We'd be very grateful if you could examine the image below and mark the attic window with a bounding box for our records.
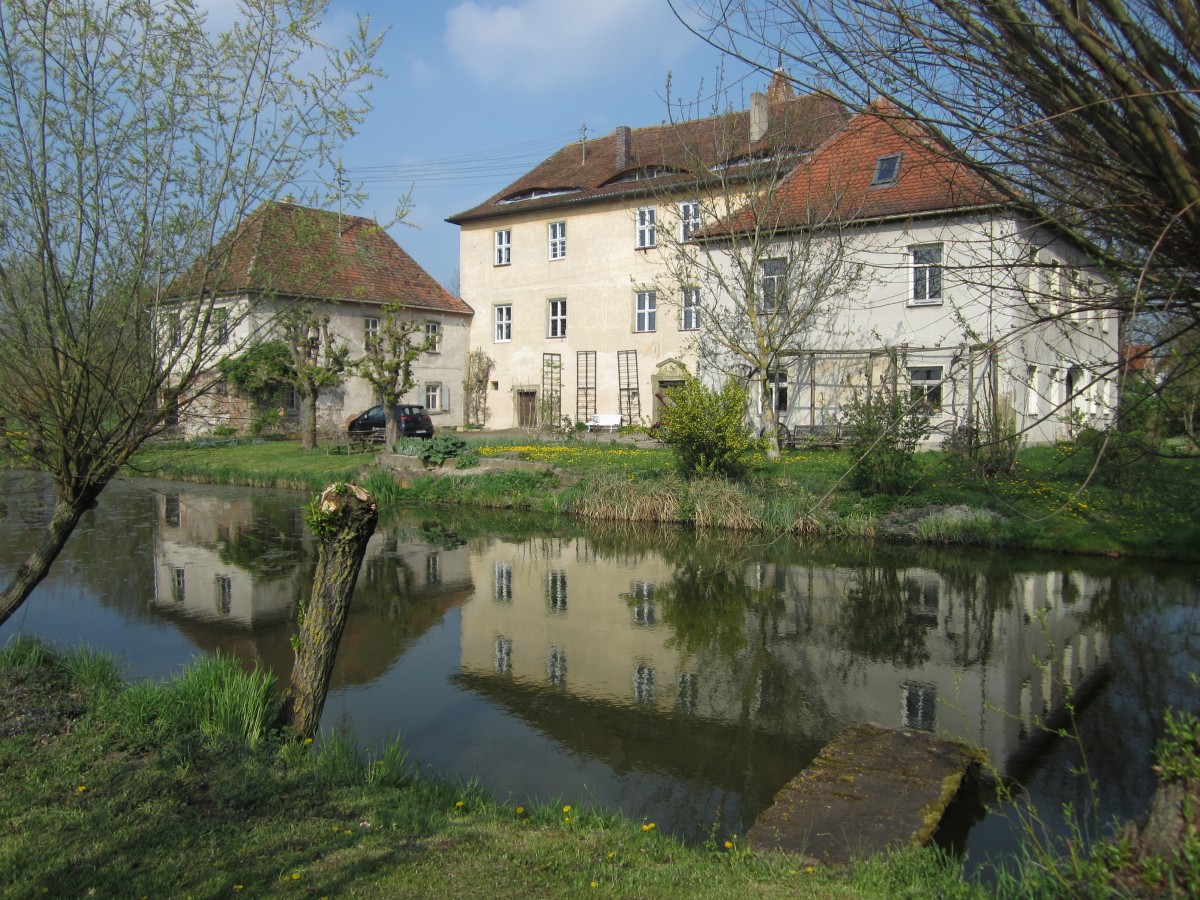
[872,154,902,186]
[497,187,580,204]
[606,166,681,185]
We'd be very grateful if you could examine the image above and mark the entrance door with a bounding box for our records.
[653,380,684,423]
[517,390,538,427]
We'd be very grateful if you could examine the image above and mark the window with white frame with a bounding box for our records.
[216,574,232,614]
[425,383,448,412]
[681,287,700,331]
[214,308,231,345]
[171,567,185,602]
[761,258,786,312]
[548,221,566,259]
[494,562,513,602]
[548,298,567,338]
[633,662,656,705]
[635,290,657,332]
[547,646,567,686]
[425,320,442,352]
[679,200,701,240]
[676,672,699,714]
[494,305,512,342]
[547,570,567,611]
[636,206,656,248]
[494,637,512,675]
[364,316,379,343]
[903,681,938,732]
[494,229,511,266]
[768,369,788,413]
[426,552,441,585]
[911,244,943,304]
[908,366,943,410]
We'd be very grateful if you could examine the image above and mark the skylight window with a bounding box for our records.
[872,153,902,186]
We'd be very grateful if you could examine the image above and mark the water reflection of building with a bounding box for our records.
[149,492,475,690]
[460,538,1109,775]
[152,491,300,626]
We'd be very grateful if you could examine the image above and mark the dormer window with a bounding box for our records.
[872,153,902,186]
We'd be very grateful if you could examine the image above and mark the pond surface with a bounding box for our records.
[1,472,1197,875]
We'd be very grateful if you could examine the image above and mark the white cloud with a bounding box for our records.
[446,0,687,91]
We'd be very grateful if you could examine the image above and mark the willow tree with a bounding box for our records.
[0,0,380,628]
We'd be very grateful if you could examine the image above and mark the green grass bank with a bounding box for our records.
[126,435,1200,562]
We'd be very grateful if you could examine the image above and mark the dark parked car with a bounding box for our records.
[346,404,434,441]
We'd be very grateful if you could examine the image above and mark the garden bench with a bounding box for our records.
[586,413,622,433]
[780,423,843,450]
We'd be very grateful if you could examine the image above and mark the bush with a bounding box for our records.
[658,378,752,479]
[840,387,932,494]
[419,434,468,467]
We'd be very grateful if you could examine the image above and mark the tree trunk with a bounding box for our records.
[383,404,399,448]
[299,391,318,450]
[0,489,99,629]
[281,483,378,738]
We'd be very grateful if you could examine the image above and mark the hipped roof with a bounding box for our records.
[171,201,471,316]
[447,83,851,224]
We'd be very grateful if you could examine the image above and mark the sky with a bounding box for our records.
[201,0,768,293]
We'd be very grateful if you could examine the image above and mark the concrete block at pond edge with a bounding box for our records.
[747,723,985,865]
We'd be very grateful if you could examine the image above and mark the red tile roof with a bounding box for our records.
[172,201,471,316]
[709,101,1008,237]
[447,88,851,224]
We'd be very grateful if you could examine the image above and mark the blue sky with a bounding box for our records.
[203,0,767,293]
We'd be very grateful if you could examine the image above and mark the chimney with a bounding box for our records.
[750,92,768,143]
[615,125,632,169]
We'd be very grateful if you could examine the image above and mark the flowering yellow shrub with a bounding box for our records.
[658,378,751,479]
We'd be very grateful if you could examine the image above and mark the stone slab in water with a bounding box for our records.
[747,722,983,865]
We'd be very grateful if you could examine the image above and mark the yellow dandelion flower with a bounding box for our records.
[562,804,572,813]
[805,866,814,874]
[516,806,525,815]
[303,737,313,745]
[591,881,599,889]
[233,886,244,893]
[455,800,464,808]
[291,872,301,880]
[75,785,87,793]
[724,840,733,849]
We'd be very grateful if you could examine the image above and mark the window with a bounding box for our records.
[679,201,700,240]
[213,308,231,345]
[494,305,512,342]
[426,552,441,584]
[681,287,700,331]
[216,574,232,615]
[425,320,442,353]
[425,383,448,411]
[635,290,657,332]
[632,581,656,626]
[903,681,938,732]
[872,153,903,186]
[761,258,786,312]
[547,646,567,686]
[548,298,567,338]
[676,673,699,715]
[908,366,943,409]
[768,369,788,413]
[911,244,943,304]
[547,570,568,611]
[494,562,513,601]
[494,229,511,266]
[633,662,656,705]
[364,316,379,343]
[494,637,512,675]
[636,206,656,248]
[164,494,181,528]
[548,221,566,259]
[171,568,185,603]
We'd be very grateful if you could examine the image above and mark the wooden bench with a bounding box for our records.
[780,423,843,450]
[586,413,622,433]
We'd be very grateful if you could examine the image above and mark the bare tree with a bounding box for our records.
[672,0,1200,438]
[280,306,353,451]
[354,302,431,446]
[653,78,864,455]
[0,0,380,627]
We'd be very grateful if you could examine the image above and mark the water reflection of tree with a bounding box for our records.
[217,513,309,581]
[838,565,932,668]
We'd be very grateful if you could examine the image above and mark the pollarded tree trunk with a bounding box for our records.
[298,391,318,450]
[282,482,378,738]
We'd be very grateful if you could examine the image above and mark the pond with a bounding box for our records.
[1,471,1197,875]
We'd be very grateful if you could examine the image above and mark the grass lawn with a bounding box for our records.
[125,433,1200,561]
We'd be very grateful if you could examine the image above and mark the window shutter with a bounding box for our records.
[442,384,451,411]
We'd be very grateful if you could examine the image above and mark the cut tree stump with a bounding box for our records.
[282,482,377,738]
